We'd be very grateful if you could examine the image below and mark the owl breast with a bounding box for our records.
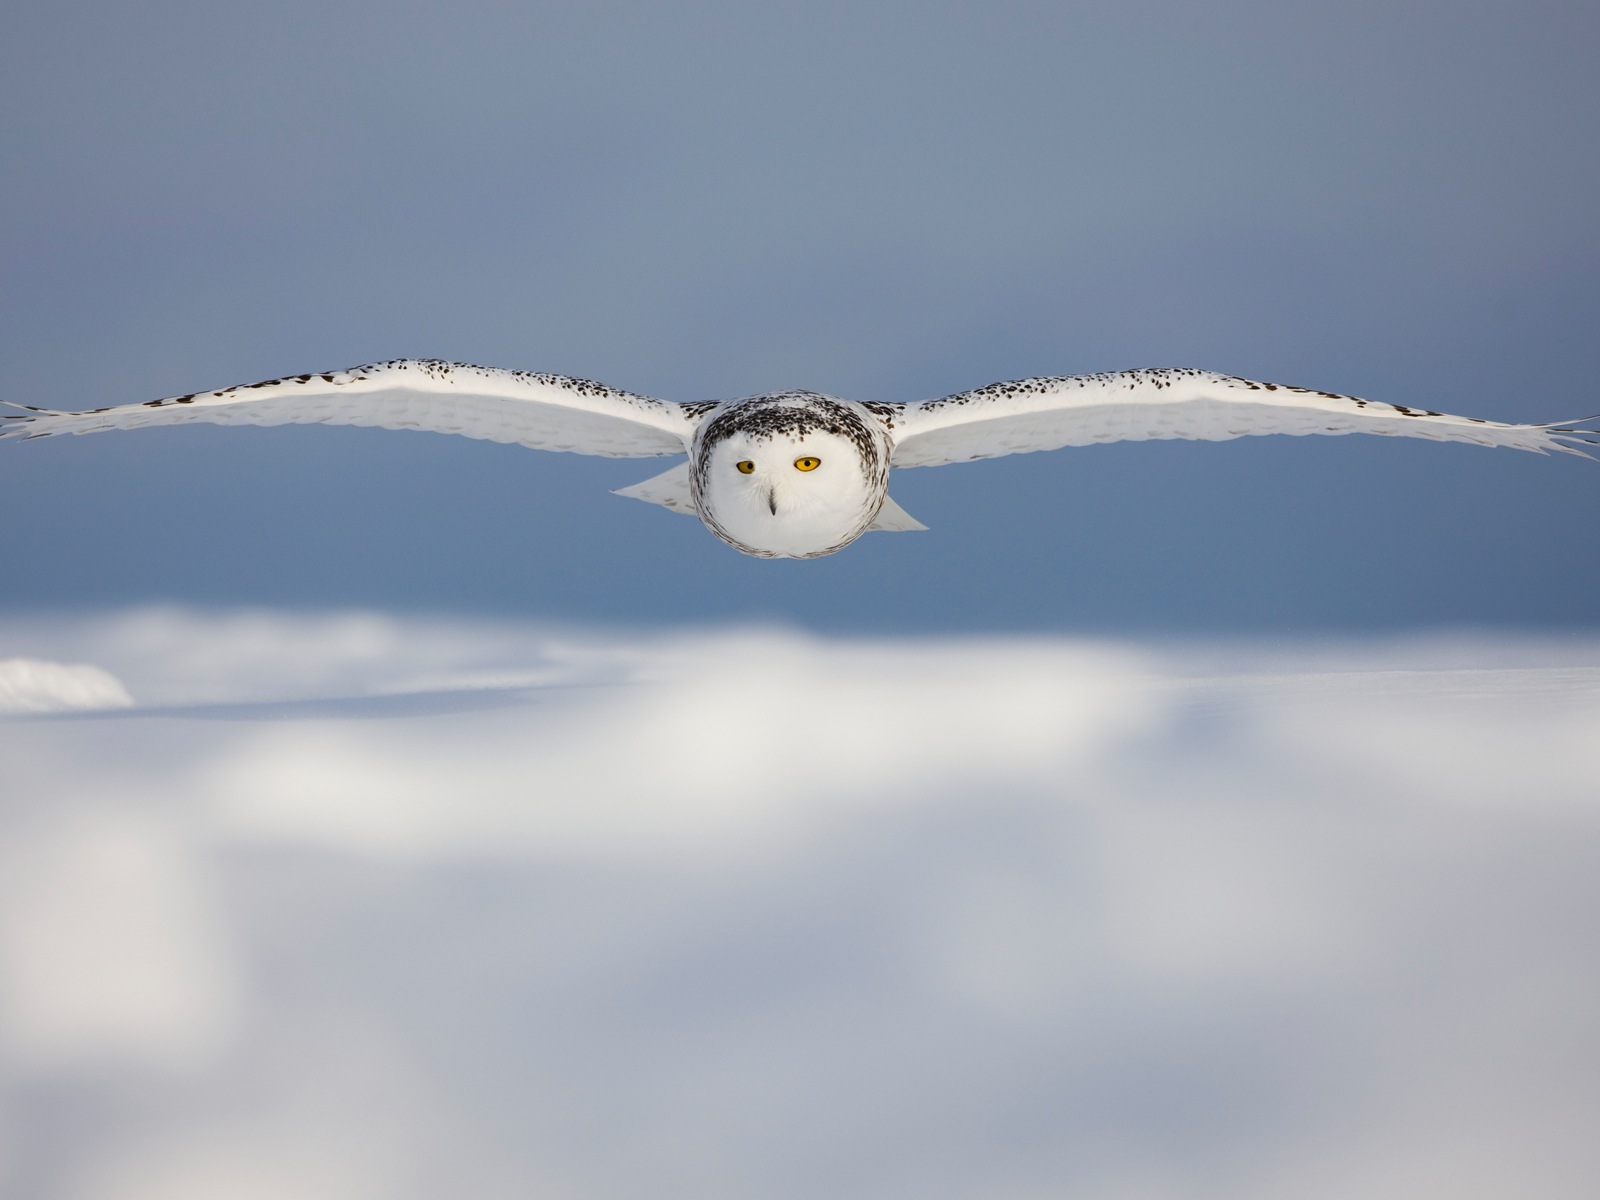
[690,393,892,558]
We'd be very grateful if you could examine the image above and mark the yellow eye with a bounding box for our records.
[794,456,821,472]
[736,460,755,474]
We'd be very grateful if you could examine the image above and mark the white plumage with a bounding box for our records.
[4,359,1594,558]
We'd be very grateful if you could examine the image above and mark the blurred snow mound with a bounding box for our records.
[204,634,1159,860]
[0,657,133,713]
[0,607,623,707]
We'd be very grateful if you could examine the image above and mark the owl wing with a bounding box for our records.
[884,369,1600,468]
[0,359,699,458]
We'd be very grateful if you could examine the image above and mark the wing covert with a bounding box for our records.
[886,369,1599,467]
[0,359,699,458]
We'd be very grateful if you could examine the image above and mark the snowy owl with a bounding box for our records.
[3,360,1595,558]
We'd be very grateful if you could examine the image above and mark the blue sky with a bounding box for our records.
[3,0,1597,631]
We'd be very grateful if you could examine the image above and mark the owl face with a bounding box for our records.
[692,395,890,558]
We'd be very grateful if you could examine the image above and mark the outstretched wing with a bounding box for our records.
[0,359,699,458]
[885,369,1600,468]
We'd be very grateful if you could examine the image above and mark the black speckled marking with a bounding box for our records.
[916,369,1468,431]
[862,401,901,430]
[698,392,879,461]
[925,368,1236,410]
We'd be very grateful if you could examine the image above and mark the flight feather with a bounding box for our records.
[885,369,1600,467]
[0,359,697,458]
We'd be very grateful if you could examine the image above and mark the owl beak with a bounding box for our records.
[765,485,777,515]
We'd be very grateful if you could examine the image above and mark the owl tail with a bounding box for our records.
[867,495,927,532]
[613,462,695,514]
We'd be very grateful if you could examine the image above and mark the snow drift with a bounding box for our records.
[2,609,1598,1199]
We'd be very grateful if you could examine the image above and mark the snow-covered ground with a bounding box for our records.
[2,609,1599,1199]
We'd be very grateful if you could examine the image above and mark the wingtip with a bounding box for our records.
[1539,416,1600,460]
[1550,440,1599,461]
